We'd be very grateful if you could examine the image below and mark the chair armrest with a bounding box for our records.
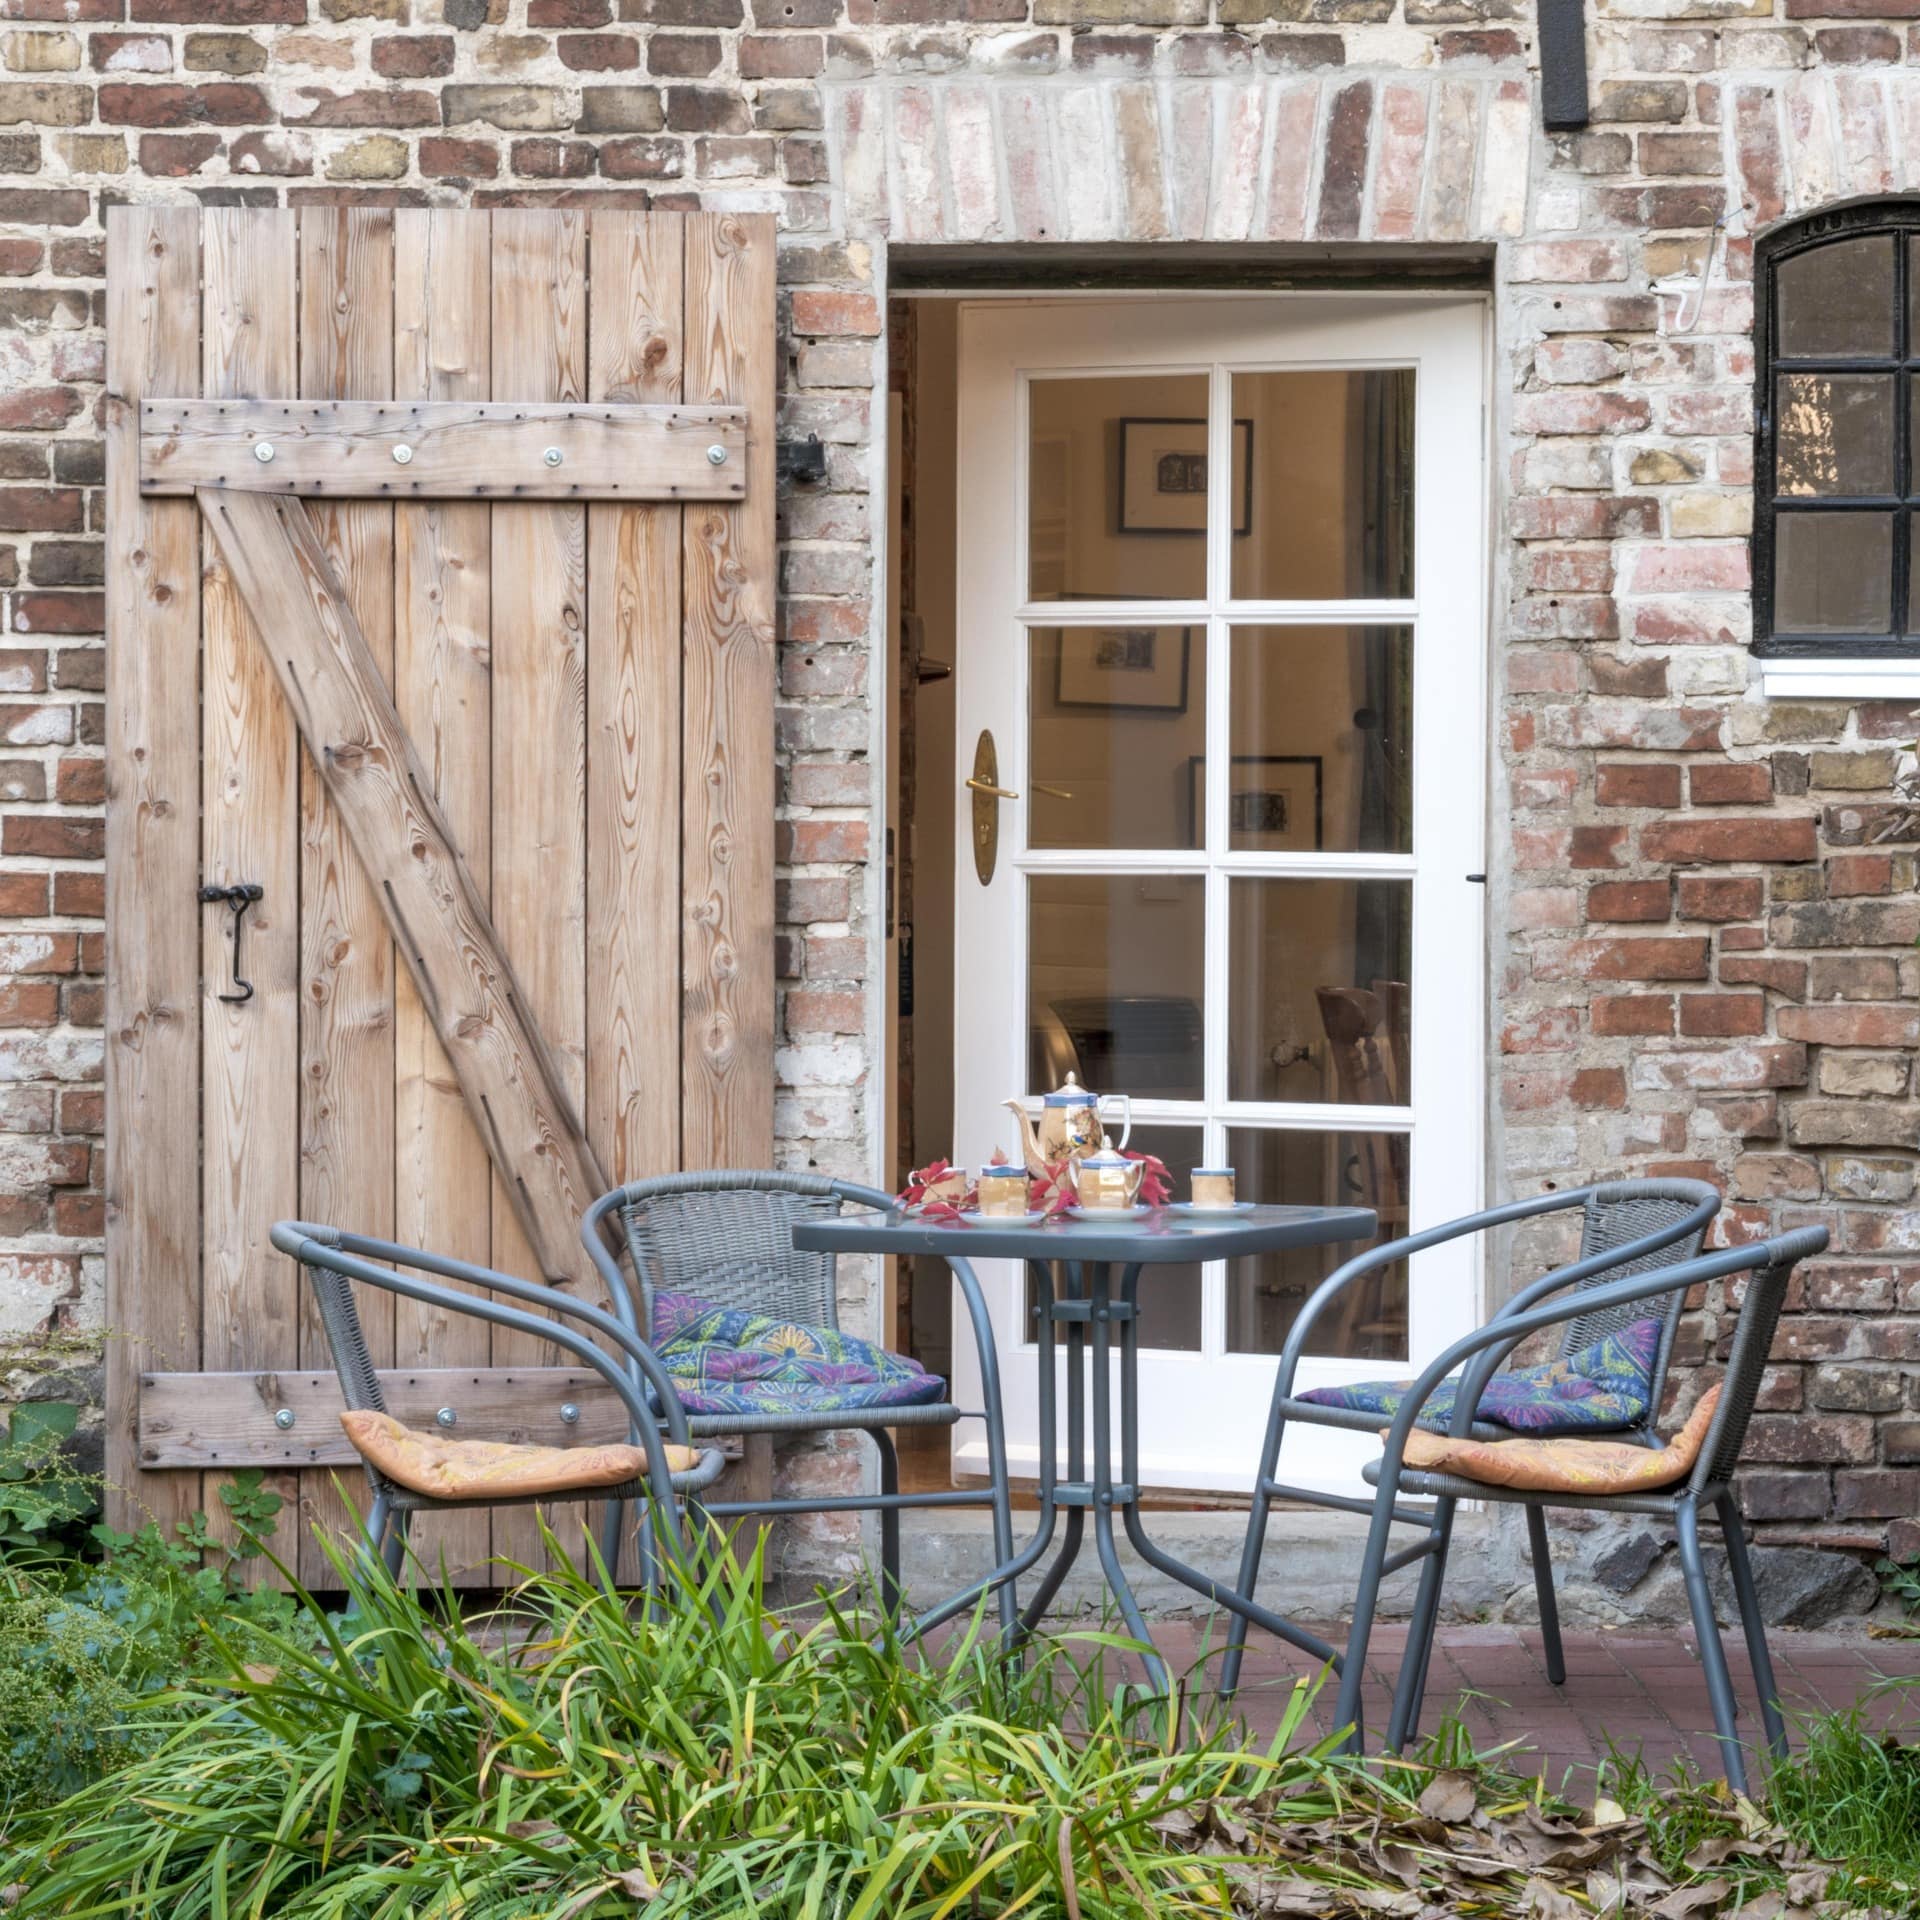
[831,1178,900,1214]
[270,1222,701,1524]
[580,1188,646,1360]
[1379,1226,1827,1454]
[1269,1186,1596,1400]
[935,1253,1009,1424]
[271,1220,693,1449]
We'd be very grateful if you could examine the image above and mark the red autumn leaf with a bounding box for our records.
[1122,1151,1172,1208]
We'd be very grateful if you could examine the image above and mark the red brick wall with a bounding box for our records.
[1,0,1917,1592]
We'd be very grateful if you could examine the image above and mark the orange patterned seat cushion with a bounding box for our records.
[1394,1386,1720,1495]
[340,1409,698,1501]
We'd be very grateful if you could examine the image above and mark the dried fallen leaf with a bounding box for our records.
[1520,1876,1583,1919]
[1683,1835,1764,1872]
[1417,1770,1478,1825]
[1650,1878,1733,1918]
[1586,1868,1627,1915]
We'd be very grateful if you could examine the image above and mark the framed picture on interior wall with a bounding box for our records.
[1185,754,1323,851]
[1055,625,1191,713]
[1118,417,1254,536]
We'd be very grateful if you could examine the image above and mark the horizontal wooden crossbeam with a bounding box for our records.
[138,1368,745,1468]
[140,399,749,499]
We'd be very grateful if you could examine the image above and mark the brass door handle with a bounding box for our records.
[970,731,1007,884]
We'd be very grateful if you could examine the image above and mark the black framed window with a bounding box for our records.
[1755,199,1920,658]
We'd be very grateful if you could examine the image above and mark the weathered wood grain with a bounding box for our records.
[140,399,747,499]
[489,209,592,1570]
[296,206,398,1584]
[196,488,609,1303]
[681,213,777,1168]
[138,1367,697,1467]
[588,212,684,1193]
[111,210,784,1577]
[104,206,204,1541]
[200,209,301,1573]
[393,208,495,1581]
[587,211,687,1581]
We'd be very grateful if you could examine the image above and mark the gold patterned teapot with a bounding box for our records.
[1004,1073,1131,1179]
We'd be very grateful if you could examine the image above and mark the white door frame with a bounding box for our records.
[946,292,1492,1499]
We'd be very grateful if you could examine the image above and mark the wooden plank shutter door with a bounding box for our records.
[104,208,776,1582]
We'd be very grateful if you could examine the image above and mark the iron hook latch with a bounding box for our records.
[199,882,263,1004]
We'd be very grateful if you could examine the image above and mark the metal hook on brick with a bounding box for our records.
[199,882,264,1004]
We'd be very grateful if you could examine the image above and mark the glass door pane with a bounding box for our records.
[1228,368,1415,601]
[1028,373,1210,602]
[1027,874,1204,1099]
[1028,626,1205,850]
[1223,625,1412,854]
[1227,877,1412,1105]
[1224,1124,1408,1361]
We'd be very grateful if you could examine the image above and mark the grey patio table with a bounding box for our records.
[791,1201,1376,1690]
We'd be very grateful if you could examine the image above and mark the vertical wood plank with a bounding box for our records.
[587,210,684,1581]
[588,211,682,1194]
[393,209,494,1582]
[681,214,776,1169]
[490,210,590,1569]
[104,207,203,1540]
[200,209,300,1572]
[296,208,397,1585]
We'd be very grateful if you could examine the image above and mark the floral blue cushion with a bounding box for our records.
[651,1290,948,1416]
[1296,1317,1661,1436]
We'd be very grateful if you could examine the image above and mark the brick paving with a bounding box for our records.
[1142,1622,1920,1788]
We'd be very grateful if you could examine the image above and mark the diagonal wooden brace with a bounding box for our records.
[197,485,608,1291]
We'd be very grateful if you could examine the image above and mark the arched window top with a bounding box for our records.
[1756,198,1920,665]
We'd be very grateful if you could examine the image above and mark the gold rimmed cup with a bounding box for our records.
[1190,1168,1236,1210]
[977,1165,1029,1217]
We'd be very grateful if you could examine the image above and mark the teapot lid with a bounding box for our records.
[1077,1147,1130,1168]
[1042,1072,1096,1107]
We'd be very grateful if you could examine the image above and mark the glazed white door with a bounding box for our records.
[948,295,1489,1497]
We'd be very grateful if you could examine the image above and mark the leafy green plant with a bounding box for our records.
[0,1470,315,1817]
[1876,1552,1920,1627]
[1598,1682,1920,1909]
[0,1403,96,1553]
[0,1505,1908,1917]
[1,1534,1352,1917]
[1766,1680,1920,1902]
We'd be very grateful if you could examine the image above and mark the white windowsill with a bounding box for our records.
[1761,656,1920,700]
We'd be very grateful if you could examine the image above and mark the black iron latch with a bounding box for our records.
[777,434,827,485]
[199,882,263,1004]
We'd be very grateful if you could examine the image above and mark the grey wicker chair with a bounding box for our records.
[1221,1178,1721,1699]
[580,1170,1017,1620]
[270,1220,728,1578]
[1344,1226,1826,1794]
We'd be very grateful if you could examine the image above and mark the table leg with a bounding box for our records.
[1113,1259,1344,1671]
[1016,1260,1089,1631]
[904,1257,1072,1646]
[1087,1260,1168,1690]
